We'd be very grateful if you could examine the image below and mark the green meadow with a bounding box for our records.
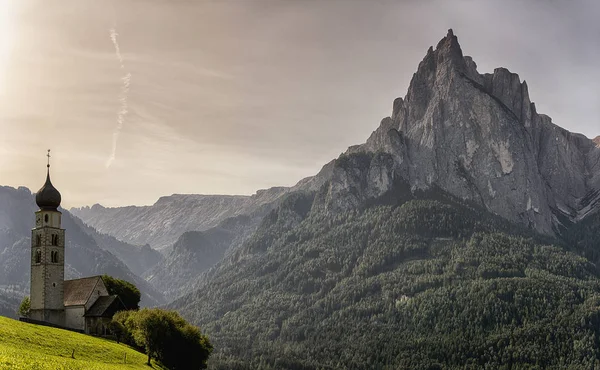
[0,316,162,369]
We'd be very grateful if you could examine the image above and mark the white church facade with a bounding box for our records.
[28,153,125,333]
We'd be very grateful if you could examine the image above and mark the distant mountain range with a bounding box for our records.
[70,190,288,251]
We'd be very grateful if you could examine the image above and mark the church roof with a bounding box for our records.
[64,276,103,307]
[84,295,125,318]
[36,168,61,211]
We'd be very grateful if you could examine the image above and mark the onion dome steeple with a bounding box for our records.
[35,149,61,211]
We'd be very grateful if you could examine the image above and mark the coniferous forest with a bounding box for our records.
[170,177,600,369]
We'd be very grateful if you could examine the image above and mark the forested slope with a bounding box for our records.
[171,189,600,369]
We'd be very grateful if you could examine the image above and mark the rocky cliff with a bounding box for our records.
[310,29,600,236]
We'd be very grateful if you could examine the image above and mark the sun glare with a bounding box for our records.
[0,0,17,95]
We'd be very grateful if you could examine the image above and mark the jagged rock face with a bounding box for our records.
[324,30,599,235]
[311,152,397,213]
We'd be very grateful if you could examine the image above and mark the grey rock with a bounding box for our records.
[304,29,600,236]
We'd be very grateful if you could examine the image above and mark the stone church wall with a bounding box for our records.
[29,309,44,322]
[43,231,65,311]
[86,316,111,335]
[30,263,44,310]
[29,309,64,327]
[30,212,65,315]
[65,306,85,331]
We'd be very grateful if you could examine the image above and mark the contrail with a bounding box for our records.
[106,27,131,168]
[109,28,124,68]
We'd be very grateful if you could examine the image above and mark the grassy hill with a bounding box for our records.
[0,316,162,369]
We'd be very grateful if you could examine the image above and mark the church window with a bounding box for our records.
[51,251,58,263]
[51,234,58,246]
[36,235,41,247]
[35,250,41,263]
[52,282,56,287]
[44,214,49,223]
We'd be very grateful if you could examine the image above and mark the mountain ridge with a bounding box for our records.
[71,189,288,250]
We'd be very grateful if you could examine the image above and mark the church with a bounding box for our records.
[28,152,125,334]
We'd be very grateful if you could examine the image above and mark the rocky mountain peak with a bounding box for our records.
[314,31,600,236]
[594,136,600,147]
[435,28,467,70]
[407,29,466,100]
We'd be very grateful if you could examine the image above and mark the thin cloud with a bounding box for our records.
[106,27,131,168]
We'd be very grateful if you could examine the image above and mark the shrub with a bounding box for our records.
[17,296,30,318]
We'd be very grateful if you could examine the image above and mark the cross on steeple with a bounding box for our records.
[47,149,51,168]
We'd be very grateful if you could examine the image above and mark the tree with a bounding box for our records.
[18,296,30,317]
[108,320,125,344]
[129,308,165,365]
[102,275,141,310]
[163,322,213,370]
[111,310,137,347]
[124,308,212,368]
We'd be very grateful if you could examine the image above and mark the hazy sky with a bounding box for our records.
[0,0,598,207]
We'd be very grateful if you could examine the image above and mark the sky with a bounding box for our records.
[0,0,598,208]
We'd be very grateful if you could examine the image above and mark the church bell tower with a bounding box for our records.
[30,150,65,326]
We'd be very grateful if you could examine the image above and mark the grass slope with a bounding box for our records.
[0,316,161,369]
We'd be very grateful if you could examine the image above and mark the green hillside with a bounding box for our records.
[0,316,161,369]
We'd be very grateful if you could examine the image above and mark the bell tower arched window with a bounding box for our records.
[44,214,49,223]
[51,251,58,263]
[51,234,58,246]
[35,250,41,264]
[36,235,41,247]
